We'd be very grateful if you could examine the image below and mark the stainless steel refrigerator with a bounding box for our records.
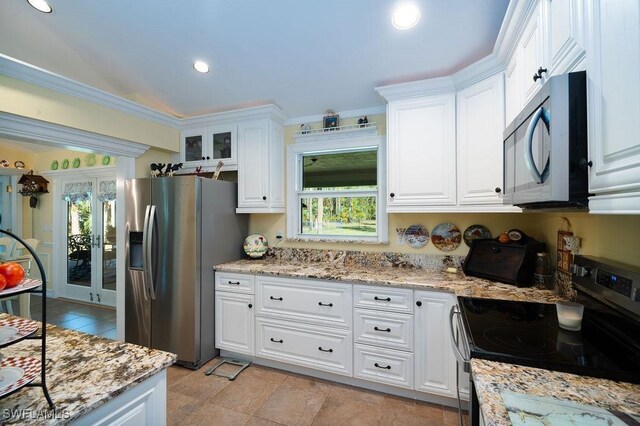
[124,176,247,369]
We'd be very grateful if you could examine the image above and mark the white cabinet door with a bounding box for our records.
[521,2,545,104]
[387,94,456,211]
[505,54,522,126]
[457,74,506,206]
[414,291,457,397]
[215,292,255,355]
[547,0,585,75]
[237,120,269,209]
[180,128,207,166]
[587,0,640,211]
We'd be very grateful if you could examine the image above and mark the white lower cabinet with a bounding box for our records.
[256,317,352,376]
[414,290,457,398]
[354,344,414,389]
[215,291,255,355]
[216,274,463,402]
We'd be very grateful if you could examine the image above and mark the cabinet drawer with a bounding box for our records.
[256,318,352,376]
[256,276,352,328]
[354,344,414,389]
[354,309,413,352]
[354,285,414,314]
[215,272,254,294]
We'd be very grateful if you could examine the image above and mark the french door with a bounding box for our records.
[61,177,116,306]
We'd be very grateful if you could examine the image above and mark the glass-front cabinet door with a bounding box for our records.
[208,125,237,167]
[181,128,206,163]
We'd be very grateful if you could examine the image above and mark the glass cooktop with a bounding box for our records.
[458,296,640,384]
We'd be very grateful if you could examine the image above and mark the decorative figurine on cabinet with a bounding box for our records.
[150,163,165,177]
[166,163,183,176]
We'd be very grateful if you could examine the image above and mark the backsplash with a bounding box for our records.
[265,247,466,270]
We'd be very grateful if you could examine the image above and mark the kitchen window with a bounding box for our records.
[287,135,387,243]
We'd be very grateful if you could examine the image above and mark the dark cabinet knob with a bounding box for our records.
[416,301,422,307]
[262,196,267,201]
[206,156,211,160]
[533,66,548,82]
[201,156,205,160]
[248,303,253,309]
[495,187,502,193]
[390,193,395,198]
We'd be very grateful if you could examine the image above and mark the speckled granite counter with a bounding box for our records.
[471,359,640,425]
[0,315,176,425]
[215,257,563,303]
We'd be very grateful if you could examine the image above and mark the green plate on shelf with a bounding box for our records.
[50,160,58,170]
[72,158,81,168]
[61,159,69,169]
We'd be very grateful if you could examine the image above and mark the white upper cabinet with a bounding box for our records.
[180,124,237,170]
[586,0,640,213]
[503,0,586,125]
[237,117,285,213]
[456,74,506,206]
[386,93,457,211]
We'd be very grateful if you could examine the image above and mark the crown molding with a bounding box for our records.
[0,54,182,128]
[0,112,150,158]
[283,105,386,127]
[375,76,455,102]
[493,0,540,62]
[179,104,287,128]
[451,54,506,90]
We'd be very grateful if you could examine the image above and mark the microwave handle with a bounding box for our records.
[524,106,551,184]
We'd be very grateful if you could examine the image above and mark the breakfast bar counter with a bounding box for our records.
[0,314,175,425]
[471,359,640,425]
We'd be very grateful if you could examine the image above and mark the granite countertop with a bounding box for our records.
[471,359,640,425]
[215,258,563,303]
[0,315,176,425]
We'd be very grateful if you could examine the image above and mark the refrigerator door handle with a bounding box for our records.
[142,205,152,300]
[147,205,157,301]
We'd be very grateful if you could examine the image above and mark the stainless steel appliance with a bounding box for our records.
[503,71,590,210]
[451,256,640,425]
[125,176,248,369]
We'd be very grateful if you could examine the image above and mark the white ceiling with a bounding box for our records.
[0,0,509,119]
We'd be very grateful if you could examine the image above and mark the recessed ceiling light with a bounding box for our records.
[193,61,210,73]
[27,0,53,13]
[392,4,420,30]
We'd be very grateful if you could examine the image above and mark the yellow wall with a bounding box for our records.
[135,148,175,178]
[0,75,179,151]
[248,115,640,268]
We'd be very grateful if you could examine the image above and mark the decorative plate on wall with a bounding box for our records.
[463,224,492,247]
[431,223,462,252]
[61,159,69,169]
[0,160,9,168]
[72,157,81,168]
[243,233,268,258]
[85,154,96,167]
[102,156,111,166]
[50,160,58,170]
[403,224,430,249]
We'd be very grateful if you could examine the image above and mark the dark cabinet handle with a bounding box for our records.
[374,363,391,370]
[270,338,283,343]
[227,281,240,285]
[374,296,391,302]
[416,301,422,307]
[389,193,395,198]
[262,196,267,201]
[248,303,253,309]
[318,302,334,307]
[374,326,391,333]
[533,66,548,82]
[270,296,283,301]
[495,187,502,193]
[318,347,333,353]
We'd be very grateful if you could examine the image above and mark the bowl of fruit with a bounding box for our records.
[0,262,26,292]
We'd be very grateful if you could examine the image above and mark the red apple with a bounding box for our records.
[0,262,25,288]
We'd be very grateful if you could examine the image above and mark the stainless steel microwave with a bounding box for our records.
[503,71,590,210]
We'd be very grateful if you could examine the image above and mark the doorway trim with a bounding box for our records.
[0,169,23,238]
[0,112,150,341]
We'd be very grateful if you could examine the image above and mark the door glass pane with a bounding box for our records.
[212,131,232,160]
[67,199,92,286]
[185,135,203,161]
[102,200,116,291]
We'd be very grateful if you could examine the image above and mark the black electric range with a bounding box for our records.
[457,255,640,384]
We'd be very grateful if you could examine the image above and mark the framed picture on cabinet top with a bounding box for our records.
[323,114,339,130]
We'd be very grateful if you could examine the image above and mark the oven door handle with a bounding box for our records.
[449,305,470,373]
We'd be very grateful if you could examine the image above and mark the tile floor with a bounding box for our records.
[0,295,116,339]
[167,360,467,426]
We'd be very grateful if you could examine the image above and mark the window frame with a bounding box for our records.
[286,135,387,243]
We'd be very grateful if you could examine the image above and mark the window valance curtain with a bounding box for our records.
[62,181,92,203]
[98,180,116,202]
